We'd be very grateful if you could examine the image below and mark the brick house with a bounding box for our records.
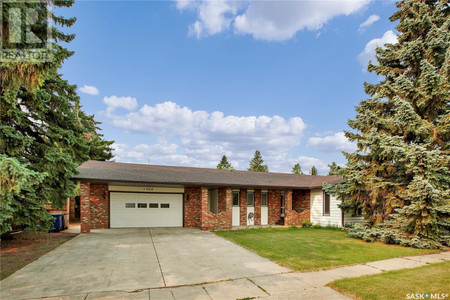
[73,160,361,233]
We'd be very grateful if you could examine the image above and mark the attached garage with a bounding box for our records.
[110,192,183,228]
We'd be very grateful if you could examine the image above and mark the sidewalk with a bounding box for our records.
[35,252,449,300]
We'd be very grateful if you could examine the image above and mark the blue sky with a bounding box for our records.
[59,0,398,174]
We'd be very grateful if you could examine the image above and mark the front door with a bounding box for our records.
[247,192,255,225]
[232,191,240,226]
[261,192,268,225]
[281,194,285,217]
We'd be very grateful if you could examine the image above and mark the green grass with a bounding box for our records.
[215,227,437,271]
[329,261,450,300]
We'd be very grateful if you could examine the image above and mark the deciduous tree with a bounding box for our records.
[291,163,303,174]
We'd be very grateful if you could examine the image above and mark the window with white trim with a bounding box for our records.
[232,191,240,206]
[247,192,254,207]
[323,192,330,216]
[261,193,268,207]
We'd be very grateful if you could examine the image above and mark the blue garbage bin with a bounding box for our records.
[50,213,64,232]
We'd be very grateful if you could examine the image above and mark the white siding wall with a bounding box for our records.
[310,189,342,227]
[343,213,364,226]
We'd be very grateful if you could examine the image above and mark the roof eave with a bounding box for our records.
[71,177,313,190]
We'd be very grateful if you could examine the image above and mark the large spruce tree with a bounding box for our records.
[0,1,113,234]
[325,0,449,248]
[248,150,269,172]
[328,162,341,175]
[217,155,234,170]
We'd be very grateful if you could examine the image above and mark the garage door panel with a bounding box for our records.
[110,192,183,228]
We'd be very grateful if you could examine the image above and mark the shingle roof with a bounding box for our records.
[72,160,343,189]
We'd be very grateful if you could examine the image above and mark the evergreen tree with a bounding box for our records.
[291,163,303,174]
[217,155,234,170]
[325,0,449,248]
[309,166,318,175]
[248,150,268,172]
[328,162,341,175]
[0,1,113,234]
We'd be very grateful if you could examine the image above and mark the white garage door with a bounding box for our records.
[110,192,183,228]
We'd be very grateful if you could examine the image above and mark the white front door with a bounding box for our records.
[110,192,183,228]
[247,192,255,225]
[232,191,240,226]
[261,192,268,225]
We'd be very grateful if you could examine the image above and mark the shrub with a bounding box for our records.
[301,221,312,228]
[345,224,446,249]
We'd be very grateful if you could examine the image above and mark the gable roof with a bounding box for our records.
[72,160,343,189]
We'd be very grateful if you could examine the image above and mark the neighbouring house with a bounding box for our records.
[72,160,363,233]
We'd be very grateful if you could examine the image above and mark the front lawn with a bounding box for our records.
[329,261,450,300]
[0,231,78,280]
[215,227,437,271]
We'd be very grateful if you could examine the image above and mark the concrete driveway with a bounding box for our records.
[1,228,288,299]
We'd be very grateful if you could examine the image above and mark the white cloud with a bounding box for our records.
[177,0,370,41]
[357,30,397,69]
[105,101,309,172]
[103,96,138,114]
[307,132,356,153]
[188,1,238,38]
[234,0,369,41]
[269,155,329,175]
[79,85,99,95]
[112,141,181,163]
[358,14,380,32]
[110,101,306,141]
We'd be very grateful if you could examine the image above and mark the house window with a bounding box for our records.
[125,203,135,208]
[247,192,254,207]
[232,191,240,206]
[323,192,330,216]
[261,193,268,207]
[281,194,285,216]
[352,206,363,217]
[149,203,158,208]
[160,203,170,208]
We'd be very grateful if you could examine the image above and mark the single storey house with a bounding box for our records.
[73,160,362,233]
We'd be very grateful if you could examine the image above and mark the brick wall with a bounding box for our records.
[200,187,232,230]
[268,189,282,225]
[89,184,109,229]
[239,189,247,226]
[184,187,202,227]
[285,189,311,226]
[69,197,76,222]
[218,187,227,213]
[254,189,261,225]
[284,189,293,226]
[80,182,90,233]
[293,190,311,215]
[80,182,109,232]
